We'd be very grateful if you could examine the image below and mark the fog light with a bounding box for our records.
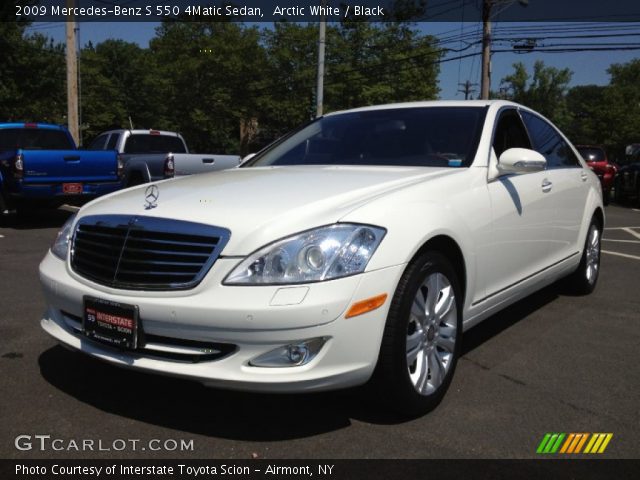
[249,337,328,368]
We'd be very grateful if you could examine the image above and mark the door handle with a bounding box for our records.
[202,158,215,164]
[63,155,80,161]
[542,179,553,193]
[581,171,588,182]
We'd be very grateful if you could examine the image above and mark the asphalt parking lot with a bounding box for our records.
[1,205,639,460]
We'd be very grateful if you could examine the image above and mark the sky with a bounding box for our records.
[26,20,640,100]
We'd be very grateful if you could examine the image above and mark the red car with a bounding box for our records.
[576,145,617,205]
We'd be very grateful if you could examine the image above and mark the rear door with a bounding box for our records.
[521,111,589,262]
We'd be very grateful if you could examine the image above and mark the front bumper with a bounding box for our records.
[39,251,405,392]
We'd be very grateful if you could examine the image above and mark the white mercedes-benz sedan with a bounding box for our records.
[39,100,603,415]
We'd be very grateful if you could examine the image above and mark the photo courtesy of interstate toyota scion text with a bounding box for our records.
[39,100,603,416]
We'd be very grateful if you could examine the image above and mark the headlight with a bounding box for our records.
[51,214,77,260]
[224,224,386,285]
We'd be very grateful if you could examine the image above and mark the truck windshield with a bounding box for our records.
[124,134,187,154]
[0,128,74,150]
[244,107,487,168]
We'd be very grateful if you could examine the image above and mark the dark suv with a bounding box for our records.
[615,144,640,205]
[576,145,617,205]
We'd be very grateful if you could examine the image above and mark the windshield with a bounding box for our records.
[0,128,74,150]
[124,134,187,154]
[245,107,487,168]
[577,147,606,162]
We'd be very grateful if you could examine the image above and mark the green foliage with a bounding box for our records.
[0,22,66,123]
[80,40,166,142]
[2,20,441,154]
[602,60,640,152]
[565,85,608,144]
[150,21,269,153]
[500,60,572,127]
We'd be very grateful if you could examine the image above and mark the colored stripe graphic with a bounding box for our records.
[536,433,565,454]
[584,434,614,454]
[537,433,613,454]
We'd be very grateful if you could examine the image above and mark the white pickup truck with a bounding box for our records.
[88,129,241,186]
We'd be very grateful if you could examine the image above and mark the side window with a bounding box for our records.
[492,109,531,158]
[106,134,119,150]
[521,112,580,169]
[88,134,108,150]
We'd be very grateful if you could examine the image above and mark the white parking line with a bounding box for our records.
[604,226,640,230]
[622,227,640,240]
[603,239,640,244]
[602,250,640,261]
[0,234,4,238]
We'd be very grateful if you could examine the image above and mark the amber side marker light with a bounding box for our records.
[345,294,388,319]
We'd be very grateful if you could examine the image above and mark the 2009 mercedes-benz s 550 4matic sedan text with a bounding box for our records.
[39,101,603,415]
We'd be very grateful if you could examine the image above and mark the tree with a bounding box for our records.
[150,20,268,154]
[327,21,441,111]
[500,60,572,127]
[80,40,165,142]
[603,59,640,149]
[565,85,608,145]
[0,3,66,123]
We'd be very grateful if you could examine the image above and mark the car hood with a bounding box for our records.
[80,165,457,254]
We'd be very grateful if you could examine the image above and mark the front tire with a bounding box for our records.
[565,217,602,295]
[373,251,462,417]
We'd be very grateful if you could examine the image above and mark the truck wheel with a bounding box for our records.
[372,251,462,417]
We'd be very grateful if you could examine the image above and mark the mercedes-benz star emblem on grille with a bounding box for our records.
[144,185,159,209]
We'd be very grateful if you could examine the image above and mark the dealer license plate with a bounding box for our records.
[83,296,138,349]
[62,183,83,194]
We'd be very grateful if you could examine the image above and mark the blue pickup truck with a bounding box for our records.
[0,123,123,214]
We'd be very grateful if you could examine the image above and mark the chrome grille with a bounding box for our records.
[71,215,230,290]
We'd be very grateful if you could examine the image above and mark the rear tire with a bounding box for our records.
[372,251,462,417]
[565,217,601,295]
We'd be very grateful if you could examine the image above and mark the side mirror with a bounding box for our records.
[498,148,546,175]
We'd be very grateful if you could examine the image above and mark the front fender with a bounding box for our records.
[340,168,491,313]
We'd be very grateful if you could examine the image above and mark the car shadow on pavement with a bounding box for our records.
[38,285,562,439]
[38,345,357,441]
[461,284,560,356]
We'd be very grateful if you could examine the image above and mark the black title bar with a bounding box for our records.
[12,0,640,23]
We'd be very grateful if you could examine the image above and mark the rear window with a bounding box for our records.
[0,128,74,150]
[577,147,606,162]
[123,134,186,154]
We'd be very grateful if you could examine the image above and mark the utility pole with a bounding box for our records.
[315,0,327,117]
[65,0,79,144]
[480,0,529,100]
[480,0,492,100]
[458,80,478,100]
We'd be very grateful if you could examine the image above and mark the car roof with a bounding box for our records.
[101,129,180,136]
[324,99,522,116]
